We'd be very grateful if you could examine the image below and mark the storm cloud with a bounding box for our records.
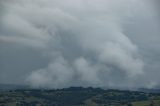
[0,0,160,89]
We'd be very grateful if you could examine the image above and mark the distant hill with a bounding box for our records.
[1,87,160,106]
[139,88,160,93]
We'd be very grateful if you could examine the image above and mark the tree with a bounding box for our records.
[149,100,155,106]
[127,103,133,106]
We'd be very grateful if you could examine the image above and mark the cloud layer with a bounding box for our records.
[0,0,160,89]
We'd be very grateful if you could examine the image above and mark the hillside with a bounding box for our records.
[0,87,160,106]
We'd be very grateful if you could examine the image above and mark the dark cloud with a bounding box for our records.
[0,0,159,89]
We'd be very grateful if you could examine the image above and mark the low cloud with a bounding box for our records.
[0,0,160,89]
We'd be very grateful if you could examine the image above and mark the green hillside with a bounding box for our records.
[0,87,160,106]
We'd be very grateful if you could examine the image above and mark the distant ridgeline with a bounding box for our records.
[0,86,160,106]
[138,88,160,94]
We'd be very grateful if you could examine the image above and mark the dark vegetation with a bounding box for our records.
[0,87,160,106]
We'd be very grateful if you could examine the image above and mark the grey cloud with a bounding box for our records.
[0,0,160,89]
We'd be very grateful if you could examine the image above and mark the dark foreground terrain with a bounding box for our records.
[0,87,160,106]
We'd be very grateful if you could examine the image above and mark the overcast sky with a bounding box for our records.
[0,0,160,89]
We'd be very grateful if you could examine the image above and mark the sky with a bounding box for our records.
[0,0,160,89]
